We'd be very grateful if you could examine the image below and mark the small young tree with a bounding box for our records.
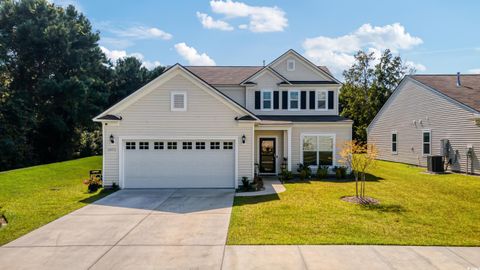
[339,141,378,200]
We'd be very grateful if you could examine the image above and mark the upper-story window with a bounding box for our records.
[171,91,187,111]
[288,90,300,110]
[315,90,328,110]
[287,59,295,71]
[261,90,273,110]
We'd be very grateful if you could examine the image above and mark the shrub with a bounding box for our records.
[333,166,348,179]
[299,170,308,181]
[339,166,348,179]
[280,169,293,182]
[297,163,311,179]
[316,166,329,179]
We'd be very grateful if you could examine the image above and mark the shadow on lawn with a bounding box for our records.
[233,193,280,206]
[361,203,407,213]
[79,188,116,204]
[316,172,384,183]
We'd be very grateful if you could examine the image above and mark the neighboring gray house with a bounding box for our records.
[94,50,352,188]
[368,74,480,174]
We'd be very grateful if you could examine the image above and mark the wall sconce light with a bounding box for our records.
[110,134,114,144]
[242,134,246,144]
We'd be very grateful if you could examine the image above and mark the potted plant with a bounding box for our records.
[241,176,251,191]
[83,175,102,193]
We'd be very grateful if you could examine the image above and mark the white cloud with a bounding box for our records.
[303,23,424,77]
[208,0,287,33]
[196,12,233,31]
[174,43,216,66]
[405,61,427,72]
[238,24,248,29]
[111,26,172,40]
[468,68,480,74]
[100,46,161,70]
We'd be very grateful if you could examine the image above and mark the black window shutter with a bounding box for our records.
[328,91,334,110]
[255,91,260,109]
[282,91,288,109]
[273,91,279,109]
[300,91,307,109]
[309,91,315,109]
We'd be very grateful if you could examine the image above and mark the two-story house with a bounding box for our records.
[94,50,352,188]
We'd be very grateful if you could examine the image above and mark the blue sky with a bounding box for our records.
[54,0,480,78]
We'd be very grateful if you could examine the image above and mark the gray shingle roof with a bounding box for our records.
[185,66,333,85]
[411,74,480,113]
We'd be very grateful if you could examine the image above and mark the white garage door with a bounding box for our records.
[123,139,235,188]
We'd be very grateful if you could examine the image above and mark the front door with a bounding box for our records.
[259,138,276,174]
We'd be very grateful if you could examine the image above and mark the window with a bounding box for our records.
[422,130,431,155]
[210,142,220,150]
[139,142,149,150]
[223,141,233,149]
[167,142,177,150]
[126,142,136,150]
[287,59,295,71]
[183,142,193,150]
[391,132,398,154]
[302,135,334,166]
[315,91,327,110]
[154,142,164,150]
[261,90,272,110]
[171,92,187,111]
[288,90,299,110]
[196,142,205,150]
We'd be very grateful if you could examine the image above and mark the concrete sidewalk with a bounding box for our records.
[224,245,480,270]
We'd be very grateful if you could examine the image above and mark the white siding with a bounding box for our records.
[368,79,480,173]
[271,56,330,81]
[291,123,352,172]
[216,86,246,107]
[102,73,254,187]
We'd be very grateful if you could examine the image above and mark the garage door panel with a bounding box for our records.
[124,140,235,188]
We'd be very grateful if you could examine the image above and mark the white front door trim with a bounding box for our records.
[257,135,280,175]
[118,136,239,189]
[255,125,292,171]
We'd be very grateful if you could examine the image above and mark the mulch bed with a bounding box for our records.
[341,196,379,205]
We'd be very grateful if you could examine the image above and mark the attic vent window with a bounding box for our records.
[287,59,295,71]
[171,92,187,111]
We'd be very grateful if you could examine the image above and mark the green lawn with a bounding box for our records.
[228,160,480,246]
[0,156,113,245]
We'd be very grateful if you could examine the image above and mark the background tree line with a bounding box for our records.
[0,0,164,171]
[0,0,411,171]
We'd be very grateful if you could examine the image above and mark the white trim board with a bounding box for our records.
[299,133,337,168]
[257,135,280,175]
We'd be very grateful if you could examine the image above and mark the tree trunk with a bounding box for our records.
[354,172,359,197]
[361,173,366,198]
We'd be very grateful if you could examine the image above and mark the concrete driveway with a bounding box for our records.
[0,189,234,270]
